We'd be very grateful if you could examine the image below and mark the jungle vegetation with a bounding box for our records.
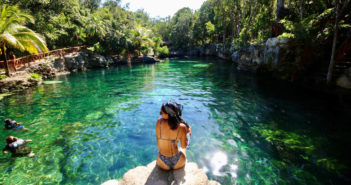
[0,0,168,60]
[152,0,350,50]
[0,0,350,81]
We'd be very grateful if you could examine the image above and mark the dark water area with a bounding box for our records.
[0,58,350,185]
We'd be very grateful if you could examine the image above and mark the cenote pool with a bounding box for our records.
[0,59,350,185]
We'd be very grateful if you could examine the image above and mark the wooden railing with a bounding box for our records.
[0,46,87,72]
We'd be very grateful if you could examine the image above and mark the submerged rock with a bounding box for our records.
[101,161,221,185]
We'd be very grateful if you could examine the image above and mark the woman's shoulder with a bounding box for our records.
[179,123,187,128]
[156,118,164,126]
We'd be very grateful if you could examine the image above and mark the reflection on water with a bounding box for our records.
[0,59,350,185]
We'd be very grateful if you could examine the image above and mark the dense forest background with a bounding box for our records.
[1,0,350,84]
[1,0,349,54]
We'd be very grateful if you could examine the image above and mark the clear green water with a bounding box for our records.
[0,59,350,185]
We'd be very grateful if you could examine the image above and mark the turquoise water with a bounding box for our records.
[0,59,350,185]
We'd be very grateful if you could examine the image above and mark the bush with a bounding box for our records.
[0,74,7,80]
[29,73,41,81]
[157,46,169,58]
[87,42,105,54]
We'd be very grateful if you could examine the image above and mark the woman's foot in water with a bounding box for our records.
[21,127,29,131]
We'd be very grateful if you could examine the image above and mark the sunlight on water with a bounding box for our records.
[210,151,228,176]
[0,59,349,185]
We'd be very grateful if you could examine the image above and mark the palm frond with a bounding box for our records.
[0,33,25,51]
[17,40,39,54]
[13,32,48,52]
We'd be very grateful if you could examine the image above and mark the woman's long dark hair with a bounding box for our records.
[161,101,189,130]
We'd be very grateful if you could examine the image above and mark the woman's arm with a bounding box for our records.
[180,124,189,149]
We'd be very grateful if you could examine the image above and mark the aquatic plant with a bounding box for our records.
[316,158,347,174]
[252,123,346,174]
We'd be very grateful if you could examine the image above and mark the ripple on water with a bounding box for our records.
[0,59,349,185]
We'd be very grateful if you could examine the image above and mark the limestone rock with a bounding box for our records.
[88,53,109,68]
[53,58,66,72]
[64,54,87,71]
[27,62,56,79]
[101,180,119,185]
[103,161,220,185]
[141,56,160,64]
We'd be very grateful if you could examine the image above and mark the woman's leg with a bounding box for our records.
[157,156,171,170]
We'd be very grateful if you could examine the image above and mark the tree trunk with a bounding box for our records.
[1,45,10,77]
[299,0,303,19]
[276,0,285,23]
[243,1,258,41]
[326,1,340,85]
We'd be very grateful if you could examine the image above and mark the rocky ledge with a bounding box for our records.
[101,161,220,185]
[0,53,160,93]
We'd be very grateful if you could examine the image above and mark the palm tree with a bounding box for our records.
[0,5,48,76]
[152,37,162,56]
[131,25,153,56]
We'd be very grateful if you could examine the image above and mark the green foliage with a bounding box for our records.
[93,42,104,54]
[205,21,215,35]
[0,74,7,80]
[29,73,41,81]
[156,46,169,58]
[152,36,162,56]
[278,32,295,39]
[169,7,195,49]
[0,5,49,54]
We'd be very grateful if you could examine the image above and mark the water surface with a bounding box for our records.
[0,59,350,185]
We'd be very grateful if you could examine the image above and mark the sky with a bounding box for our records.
[119,0,207,18]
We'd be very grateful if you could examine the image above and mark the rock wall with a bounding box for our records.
[231,37,290,74]
[101,161,221,185]
[170,44,231,60]
[0,52,160,93]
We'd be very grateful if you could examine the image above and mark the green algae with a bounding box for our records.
[252,122,346,174]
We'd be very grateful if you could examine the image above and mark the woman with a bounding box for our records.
[156,101,191,170]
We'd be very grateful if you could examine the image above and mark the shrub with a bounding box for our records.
[157,46,169,58]
[0,74,7,80]
[29,73,41,81]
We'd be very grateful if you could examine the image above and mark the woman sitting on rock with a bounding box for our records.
[156,101,191,170]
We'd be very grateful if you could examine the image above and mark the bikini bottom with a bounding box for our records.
[158,151,182,169]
